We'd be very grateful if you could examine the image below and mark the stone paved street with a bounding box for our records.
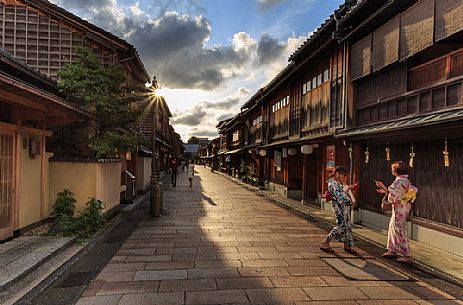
[77,168,462,305]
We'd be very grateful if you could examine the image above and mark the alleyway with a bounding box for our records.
[76,168,461,305]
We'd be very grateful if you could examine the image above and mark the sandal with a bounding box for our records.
[382,251,397,259]
[343,247,358,255]
[320,246,335,254]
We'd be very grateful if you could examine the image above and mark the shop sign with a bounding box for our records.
[326,145,336,169]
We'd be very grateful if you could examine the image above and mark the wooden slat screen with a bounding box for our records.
[0,132,14,238]
[409,58,447,90]
[372,15,400,72]
[435,0,463,42]
[451,50,463,78]
[350,34,372,81]
[399,0,435,61]
[360,141,463,229]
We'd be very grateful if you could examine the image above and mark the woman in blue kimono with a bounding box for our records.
[320,166,359,254]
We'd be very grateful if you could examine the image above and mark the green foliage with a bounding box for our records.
[58,47,142,158]
[57,214,80,237]
[187,136,200,144]
[89,132,149,158]
[77,198,106,238]
[239,160,251,180]
[52,189,76,218]
[49,189,106,238]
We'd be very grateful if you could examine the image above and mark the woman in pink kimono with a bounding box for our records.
[375,161,417,264]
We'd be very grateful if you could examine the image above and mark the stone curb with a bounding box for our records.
[13,193,150,305]
[213,170,463,288]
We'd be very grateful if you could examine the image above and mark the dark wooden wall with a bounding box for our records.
[359,140,463,229]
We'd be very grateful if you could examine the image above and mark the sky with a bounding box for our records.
[50,0,344,141]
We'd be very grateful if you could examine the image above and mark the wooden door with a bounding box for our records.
[0,131,15,240]
[306,156,319,203]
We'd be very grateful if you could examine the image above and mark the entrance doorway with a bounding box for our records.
[0,131,15,240]
[305,155,319,205]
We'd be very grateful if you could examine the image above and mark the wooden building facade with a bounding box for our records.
[0,0,148,85]
[337,0,463,255]
[226,5,352,203]
[0,50,93,240]
[0,0,182,235]
[217,0,462,256]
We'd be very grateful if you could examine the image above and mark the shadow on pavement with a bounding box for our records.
[72,167,462,305]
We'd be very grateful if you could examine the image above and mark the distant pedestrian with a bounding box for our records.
[375,161,418,264]
[170,158,178,187]
[187,159,195,187]
[181,160,186,172]
[320,166,359,255]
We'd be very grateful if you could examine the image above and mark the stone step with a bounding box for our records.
[0,236,74,289]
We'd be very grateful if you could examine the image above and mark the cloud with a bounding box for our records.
[171,105,208,126]
[255,33,286,66]
[256,0,287,11]
[189,129,218,138]
[202,87,250,110]
[49,0,305,92]
[171,87,249,127]
[51,1,255,90]
[49,0,312,141]
[50,0,127,33]
[130,1,144,17]
[217,113,235,122]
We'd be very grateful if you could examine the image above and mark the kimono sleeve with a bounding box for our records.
[328,180,352,205]
[387,177,410,204]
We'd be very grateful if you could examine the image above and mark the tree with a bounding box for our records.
[187,136,200,144]
[58,47,146,157]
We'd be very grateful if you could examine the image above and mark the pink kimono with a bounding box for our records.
[387,175,417,257]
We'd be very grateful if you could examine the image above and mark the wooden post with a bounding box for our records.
[301,154,307,204]
[40,125,46,219]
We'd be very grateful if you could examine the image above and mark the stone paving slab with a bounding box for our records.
[76,168,462,304]
[0,236,73,288]
[322,258,412,281]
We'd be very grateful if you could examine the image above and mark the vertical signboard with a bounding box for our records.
[326,145,336,170]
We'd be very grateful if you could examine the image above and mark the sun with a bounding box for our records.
[156,87,211,112]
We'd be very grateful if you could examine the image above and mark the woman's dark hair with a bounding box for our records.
[334,166,347,176]
[392,161,408,175]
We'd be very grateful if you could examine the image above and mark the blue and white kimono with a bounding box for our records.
[326,178,354,247]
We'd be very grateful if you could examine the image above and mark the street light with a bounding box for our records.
[146,75,162,217]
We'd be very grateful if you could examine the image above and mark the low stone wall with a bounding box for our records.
[136,156,151,193]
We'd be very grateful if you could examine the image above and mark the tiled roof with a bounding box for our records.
[337,108,463,138]
[289,0,365,61]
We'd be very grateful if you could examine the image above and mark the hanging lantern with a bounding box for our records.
[288,147,297,156]
[125,151,132,161]
[364,146,370,164]
[301,144,313,155]
[385,146,391,161]
[443,139,450,167]
[409,145,415,168]
[259,149,267,157]
[348,143,353,160]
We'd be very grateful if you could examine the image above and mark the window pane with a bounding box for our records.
[324,69,330,82]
